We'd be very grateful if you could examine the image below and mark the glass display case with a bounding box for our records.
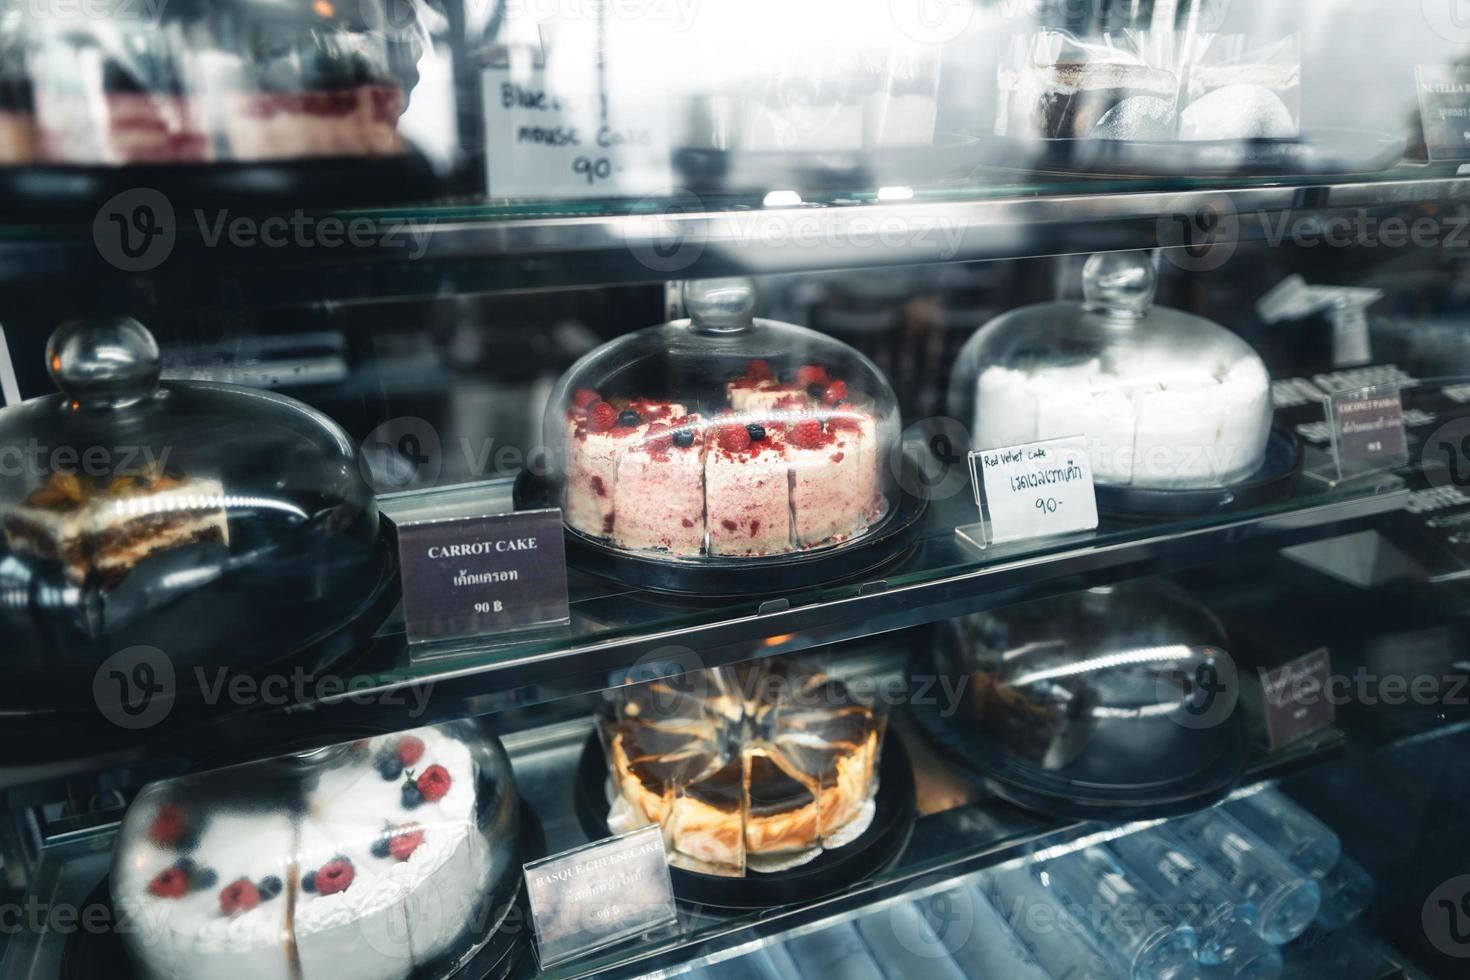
[2,1,1470,979]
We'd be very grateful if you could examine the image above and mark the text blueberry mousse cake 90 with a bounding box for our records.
[546,278,904,572]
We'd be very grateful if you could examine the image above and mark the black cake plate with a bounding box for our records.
[978,129,1406,179]
[0,150,439,218]
[59,798,544,980]
[0,515,400,753]
[573,730,916,912]
[906,650,1250,822]
[513,461,928,598]
[1094,428,1303,522]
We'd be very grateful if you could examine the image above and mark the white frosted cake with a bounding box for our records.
[973,354,1273,488]
[113,726,506,980]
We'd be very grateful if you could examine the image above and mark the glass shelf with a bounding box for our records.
[0,169,1467,311]
[0,440,1407,792]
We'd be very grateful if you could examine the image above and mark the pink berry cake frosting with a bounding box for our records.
[563,360,886,558]
[112,724,517,980]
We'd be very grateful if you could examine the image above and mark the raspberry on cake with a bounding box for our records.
[416,764,453,803]
[564,399,688,540]
[388,825,425,861]
[705,421,791,557]
[786,417,867,548]
[219,878,261,916]
[613,415,707,555]
[395,735,425,767]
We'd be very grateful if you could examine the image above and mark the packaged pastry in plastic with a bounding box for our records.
[1179,35,1301,141]
[111,722,521,980]
[996,30,1179,142]
[599,659,887,877]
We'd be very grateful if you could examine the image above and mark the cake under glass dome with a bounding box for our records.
[930,578,1246,816]
[0,316,392,716]
[111,722,521,980]
[949,251,1274,491]
[545,278,902,564]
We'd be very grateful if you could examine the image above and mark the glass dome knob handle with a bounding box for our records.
[1082,251,1157,318]
[684,277,756,333]
[47,316,162,410]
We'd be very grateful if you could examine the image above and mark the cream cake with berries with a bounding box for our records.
[562,361,886,558]
[113,726,505,980]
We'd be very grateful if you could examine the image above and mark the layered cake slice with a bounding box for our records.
[228,48,407,161]
[665,756,746,875]
[704,420,792,556]
[3,470,230,588]
[786,412,867,548]
[612,415,706,555]
[564,394,686,540]
[742,747,820,856]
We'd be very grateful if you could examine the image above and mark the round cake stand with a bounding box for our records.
[1094,428,1304,522]
[514,461,929,597]
[573,731,917,911]
[0,514,401,756]
[905,652,1250,823]
[60,800,545,980]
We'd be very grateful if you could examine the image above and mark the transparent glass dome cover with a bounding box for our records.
[0,316,384,709]
[111,722,520,980]
[546,278,901,563]
[949,251,1273,490]
[938,579,1236,787]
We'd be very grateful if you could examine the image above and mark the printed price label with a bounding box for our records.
[968,435,1099,546]
[1325,384,1408,480]
[481,63,672,200]
[1416,64,1470,161]
[524,825,677,968]
[1259,648,1336,751]
[394,508,570,644]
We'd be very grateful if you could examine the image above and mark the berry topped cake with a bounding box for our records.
[603,660,885,876]
[225,44,408,161]
[112,724,518,980]
[561,361,886,558]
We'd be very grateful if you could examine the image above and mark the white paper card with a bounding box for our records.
[523,825,677,968]
[970,436,1099,546]
[481,63,672,200]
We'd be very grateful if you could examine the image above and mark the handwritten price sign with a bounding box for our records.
[968,436,1100,546]
[481,66,672,200]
